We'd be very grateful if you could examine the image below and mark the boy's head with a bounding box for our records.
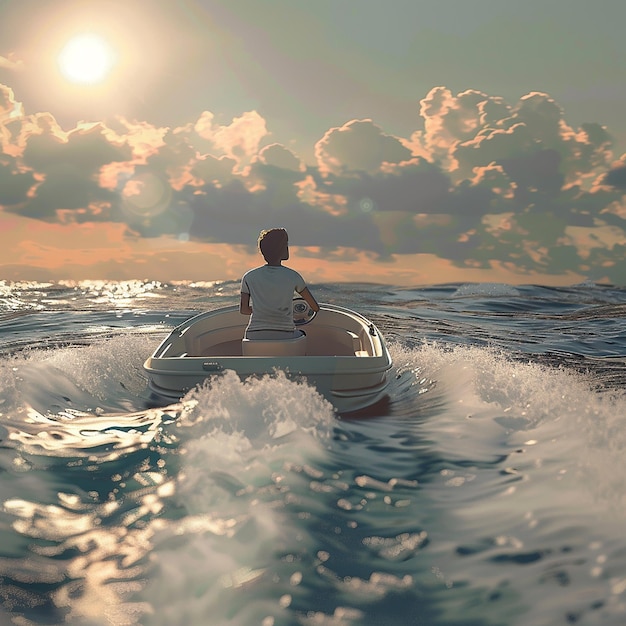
[258,228,289,263]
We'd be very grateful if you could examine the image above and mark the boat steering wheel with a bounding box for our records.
[293,296,317,326]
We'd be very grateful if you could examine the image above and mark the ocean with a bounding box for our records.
[1,279,626,626]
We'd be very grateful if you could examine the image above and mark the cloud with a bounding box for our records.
[418,87,509,161]
[1,81,625,284]
[195,110,269,171]
[308,159,454,215]
[257,143,303,172]
[315,119,412,175]
[23,119,130,174]
[7,116,131,221]
[0,84,23,122]
[0,54,23,72]
[605,163,626,190]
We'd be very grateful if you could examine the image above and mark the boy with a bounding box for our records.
[240,228,319,339]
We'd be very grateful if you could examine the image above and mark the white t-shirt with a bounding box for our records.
[241,265,306,332]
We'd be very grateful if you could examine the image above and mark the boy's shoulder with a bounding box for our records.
[279,265,304,279]
[243,264,303,281]
[242,264,265,277]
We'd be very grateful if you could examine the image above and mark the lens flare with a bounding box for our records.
[122,172,171,218]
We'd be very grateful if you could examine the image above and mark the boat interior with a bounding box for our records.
[190,325,373,358]
[159,308,380,359]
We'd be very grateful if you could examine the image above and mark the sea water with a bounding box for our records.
[1,279,626,625]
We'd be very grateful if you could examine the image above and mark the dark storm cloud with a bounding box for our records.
[1,81,625,282]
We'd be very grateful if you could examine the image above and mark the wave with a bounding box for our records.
[3,328,626,624]
[4,333,625,473]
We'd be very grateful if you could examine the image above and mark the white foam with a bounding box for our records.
[136,371,336,624]
[392,341,626,517]
[1,335,158,417]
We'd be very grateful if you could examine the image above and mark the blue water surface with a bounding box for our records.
[1,279,626,625]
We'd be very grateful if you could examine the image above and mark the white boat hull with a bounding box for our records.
[144,304,392,413]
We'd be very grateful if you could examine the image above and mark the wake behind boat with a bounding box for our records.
[143,302,392,413]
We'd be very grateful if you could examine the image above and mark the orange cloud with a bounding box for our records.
[1,79,625,285]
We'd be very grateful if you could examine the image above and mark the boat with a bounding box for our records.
[143,299,393,413]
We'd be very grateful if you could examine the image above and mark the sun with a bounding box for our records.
[57,33,116,85]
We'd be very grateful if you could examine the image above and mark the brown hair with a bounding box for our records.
[258,228,288,263]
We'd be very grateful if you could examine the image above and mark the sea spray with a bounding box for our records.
[140,371,337,625]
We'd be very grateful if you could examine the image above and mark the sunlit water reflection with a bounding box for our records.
[1,280,626,625]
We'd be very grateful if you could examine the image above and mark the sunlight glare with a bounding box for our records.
[58,34,115,85]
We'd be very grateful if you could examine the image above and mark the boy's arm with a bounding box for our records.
[240,292,252,315]
[299,287,320,312]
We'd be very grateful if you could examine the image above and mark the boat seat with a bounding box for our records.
[241,334,307,356]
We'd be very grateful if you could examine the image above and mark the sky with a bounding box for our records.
[1,0,626,287]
